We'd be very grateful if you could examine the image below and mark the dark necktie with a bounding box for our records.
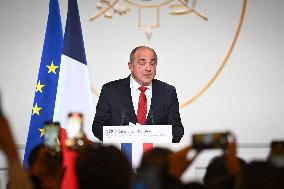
[137,86,153,152]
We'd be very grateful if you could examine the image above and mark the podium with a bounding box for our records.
[103,125,172,167]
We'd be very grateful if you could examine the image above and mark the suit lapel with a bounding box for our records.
[146,79,159,124]
[119,76,137,124]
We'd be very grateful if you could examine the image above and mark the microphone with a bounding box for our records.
[148,110,154,125]
[120,111,126,125]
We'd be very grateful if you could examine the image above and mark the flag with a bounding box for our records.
[122,143,153,168]
[53,0,94,188]
[23,0,63,168]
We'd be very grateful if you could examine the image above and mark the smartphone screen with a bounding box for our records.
[66,113,83,139]
[268,141,284,168]
[192,132,228,150]
[44,122,60,153]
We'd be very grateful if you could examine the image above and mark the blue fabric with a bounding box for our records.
[23,0,63,168]
[62,0,87,64]
[121,143,132,165]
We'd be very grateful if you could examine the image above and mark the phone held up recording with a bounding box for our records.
[44,121,61,155]
[65,112,85,150]
[192,132,232,150]
[268,140,284,168]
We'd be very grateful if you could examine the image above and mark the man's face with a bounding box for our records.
[128,48,157,86]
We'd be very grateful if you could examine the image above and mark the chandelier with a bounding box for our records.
[90,0,208,40]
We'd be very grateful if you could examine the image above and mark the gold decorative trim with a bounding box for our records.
[90,0,120,21]
[180,0,247,109]
[90,0,207,39]
[124,0,173,8]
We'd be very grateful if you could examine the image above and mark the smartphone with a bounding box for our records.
[44,121,61,153]
[192,132,229,150]
[268,140,284,168]
[66,112,83,139]
[65,113,84,148]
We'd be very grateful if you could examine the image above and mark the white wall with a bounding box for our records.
[0,0,284,185]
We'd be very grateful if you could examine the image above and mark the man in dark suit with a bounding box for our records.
[92,46,184,143]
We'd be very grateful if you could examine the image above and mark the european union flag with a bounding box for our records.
[23,0,63,168]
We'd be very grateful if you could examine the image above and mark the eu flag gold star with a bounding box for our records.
[32,103,42,115]
[35,80,45,93]
[46,62,59,74]
[38,127,45,137]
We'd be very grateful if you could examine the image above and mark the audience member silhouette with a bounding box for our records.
[135,147,184,189]
[240,160,284,189]
[28,144,64,189]
[203,155,246,189]
[76,144,133,189]
[0,114,33,189]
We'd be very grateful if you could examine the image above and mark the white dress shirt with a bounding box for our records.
[130,75,152,118]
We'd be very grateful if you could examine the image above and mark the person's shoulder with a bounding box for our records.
[103,78,128,87]
[153,79,175,90]
[102,77,129,89]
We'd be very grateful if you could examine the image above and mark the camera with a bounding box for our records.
[192,132,229,150]
[65,112,84,149]
[44,121,61,154]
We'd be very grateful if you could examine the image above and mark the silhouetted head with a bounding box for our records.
[204,155,246,189]
[76,144,133,189]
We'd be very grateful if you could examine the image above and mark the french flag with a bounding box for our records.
[53,0,94,188]
[123,143,153,168]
